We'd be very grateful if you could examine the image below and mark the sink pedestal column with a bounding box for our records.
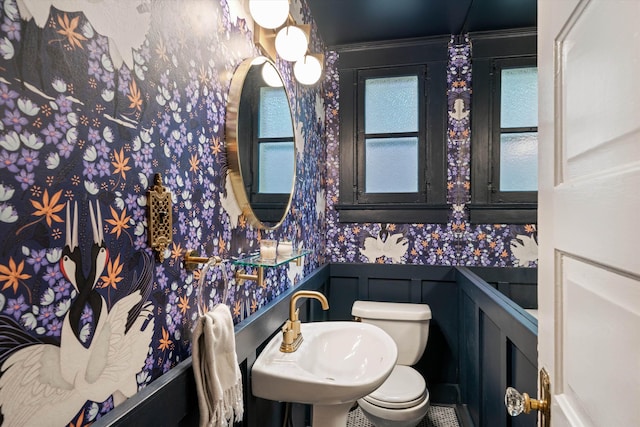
[312,402,354,427]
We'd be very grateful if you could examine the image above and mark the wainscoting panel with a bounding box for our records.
[93,264,537,427]
[457,267,538,427]
[329,264,460,402]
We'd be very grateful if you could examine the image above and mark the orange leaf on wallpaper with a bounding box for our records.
[111,148,131,179]
[127,80,143,112]
[0,257,31,294]
[100,254,123,290]
[105,206,131,239]
[158,327,172,351]
[55,13,86,49]
[30,189,65,227]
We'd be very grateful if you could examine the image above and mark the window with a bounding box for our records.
[494,62,538,198]
[338,58,448,223]
[470,33,537,224]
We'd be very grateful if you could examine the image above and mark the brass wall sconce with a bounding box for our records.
[148,173,172,262]
[249,1,324,86]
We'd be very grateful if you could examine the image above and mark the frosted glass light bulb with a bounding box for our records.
[249,0,289,29]
[275,25,308,62]
[262,63,283,87]
[294,54,322,85]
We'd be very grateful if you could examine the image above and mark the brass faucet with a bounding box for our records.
[280,290,329,353]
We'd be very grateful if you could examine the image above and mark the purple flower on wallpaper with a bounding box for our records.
[96,158,110,177]
[41,123,63,145]
[144,354,154,371]
[4,295,28,320]
[101,397,114,413]
[18,148,39,172]
[55,95,73,114]
[57,140,74,158]
[1,17,20,41]
[0,150,19,173]
[52,279,71,300]
[15,169,34,190]
[81,305,93,325]
[46,318,63,337]
[0,83,18,109]
[53,113,70,132]
[101,71,115,89]
[87,39,103,60]
[3,109,27,132]
[26,248,47,273]
[37,304,55,325]
[43,264,63,286]
[82,160,99,180]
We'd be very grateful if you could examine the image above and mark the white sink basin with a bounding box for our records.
[252,321,397,426]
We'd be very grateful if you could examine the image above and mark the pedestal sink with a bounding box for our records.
[251,321,398,427]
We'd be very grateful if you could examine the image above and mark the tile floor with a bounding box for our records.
[346,405,460,427]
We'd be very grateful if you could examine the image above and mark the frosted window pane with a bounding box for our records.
[501,67,538,128]
[259,87,293,138]
[365,76,418,134]
[259,142,294,193]
[365,137,418,193]
[500,132,538,191]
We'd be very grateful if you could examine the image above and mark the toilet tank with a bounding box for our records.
[352,301,431,366]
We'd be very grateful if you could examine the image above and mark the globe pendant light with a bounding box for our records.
[249,0,289,30]
[262,62,283,87]
[294,54,323,85]
[275,25,308,62]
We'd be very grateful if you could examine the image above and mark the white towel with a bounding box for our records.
[192,304,244,427]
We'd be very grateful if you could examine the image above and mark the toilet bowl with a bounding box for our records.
[352,301,432,427]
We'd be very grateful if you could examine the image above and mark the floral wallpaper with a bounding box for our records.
[0,0,326,424]
[324,36,539,267]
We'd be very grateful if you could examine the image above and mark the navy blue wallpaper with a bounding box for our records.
[0,0,326,424]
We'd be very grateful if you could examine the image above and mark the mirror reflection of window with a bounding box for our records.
[257,87,294,194]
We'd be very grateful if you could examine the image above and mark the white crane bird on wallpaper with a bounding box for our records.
[360,226,409,263]
[0,201,155,426]
[16,0,151,70]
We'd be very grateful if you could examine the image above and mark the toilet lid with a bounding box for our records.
[363,366,427,410]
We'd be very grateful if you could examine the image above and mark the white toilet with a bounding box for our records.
[351,301,432,427]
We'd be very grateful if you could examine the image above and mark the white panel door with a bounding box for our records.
[538,0,640,426]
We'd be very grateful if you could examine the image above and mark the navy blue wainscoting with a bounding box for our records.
[91,264,537,427]
[457,267,538,427]
[328,263,461,403]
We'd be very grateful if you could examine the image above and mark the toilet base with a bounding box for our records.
[356,391,430,427]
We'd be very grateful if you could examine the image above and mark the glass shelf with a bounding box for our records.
[232,249,311,287]
[233,249,311,268]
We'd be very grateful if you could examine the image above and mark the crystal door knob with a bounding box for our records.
[505,387,527,416]
[505,369,551,426]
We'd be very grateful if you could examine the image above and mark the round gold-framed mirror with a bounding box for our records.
[226,57,296,230]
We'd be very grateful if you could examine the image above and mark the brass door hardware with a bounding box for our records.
[505,368,551,427]
[148,173,172,262]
